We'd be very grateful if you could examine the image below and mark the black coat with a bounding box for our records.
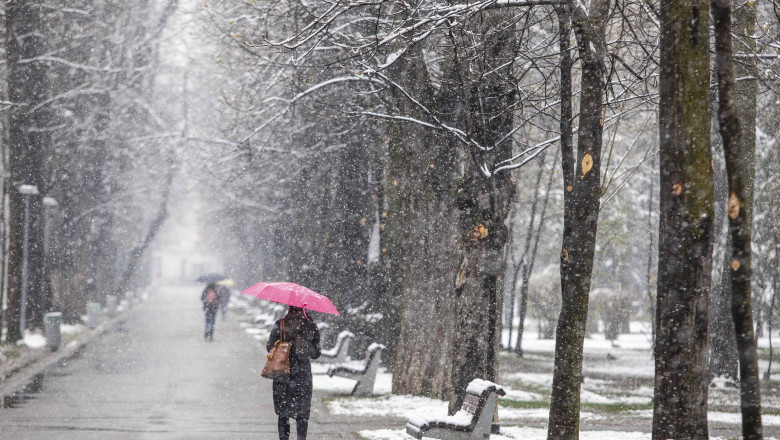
[266,316,321,418]
[201,287,223,312]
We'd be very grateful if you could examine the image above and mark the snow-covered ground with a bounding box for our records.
[235,298,780,437]
[357,427,778,440]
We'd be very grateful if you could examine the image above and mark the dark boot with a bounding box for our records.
[278,416,290,440]
[296,418,308,440]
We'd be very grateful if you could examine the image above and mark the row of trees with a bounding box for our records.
[0,1,182,343]
[195,1,779,439]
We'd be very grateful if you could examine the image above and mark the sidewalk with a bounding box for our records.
[0,296,140,396]
[232,293,401,438]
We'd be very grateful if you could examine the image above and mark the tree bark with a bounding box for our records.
[548,1,608,437]
[446,9,518,413]
[712,0,762,437]
[652,1,713,438]
[388,43,460,399]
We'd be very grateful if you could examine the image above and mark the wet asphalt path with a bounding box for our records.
[0,285,376,439]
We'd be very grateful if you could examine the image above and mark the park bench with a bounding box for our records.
[327,342,385,396]
[316,330,354,364]
[405,378,505,440]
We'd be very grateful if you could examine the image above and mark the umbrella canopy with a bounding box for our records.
[241,282,340,315]
[216,279,235,287]
[197,273,228,283]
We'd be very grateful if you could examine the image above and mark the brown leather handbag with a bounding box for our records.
[262,319,292,379]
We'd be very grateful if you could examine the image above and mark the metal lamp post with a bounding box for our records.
[18,184,39,338]
[43,196,58,257]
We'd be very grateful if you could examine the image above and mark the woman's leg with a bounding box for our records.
[295,418,308,440]
[206,309,216,338]
[277,416,290,440]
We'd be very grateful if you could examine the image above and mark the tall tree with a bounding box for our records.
[547,1,610,437]
[388,43,461,399]
[652,0,713,438]
[5,0,51,341]
[446,9,519,411]
[711,0,762,436]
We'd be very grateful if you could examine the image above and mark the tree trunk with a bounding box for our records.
[446,9,518,413]
[388,43,460,399]
[652,1,713,438]
[116,151,175,297]
[548,1,608,437]
[712,0,762,437]
[331,127,373,309]
[6,0,51,340]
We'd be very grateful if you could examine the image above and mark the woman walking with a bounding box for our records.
[200,283,221,340]
[266,306,321,440]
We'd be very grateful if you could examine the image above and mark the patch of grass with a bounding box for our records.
[0,344,22,361]
[499,398,550,409]
[505,381,551,396]
[581,401,654,413]
[499,398,653,415]
[762,408,780,416]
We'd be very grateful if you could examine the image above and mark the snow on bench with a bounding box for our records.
[327,343,385,396]
[405,379,505,440]
[316,330,354,364]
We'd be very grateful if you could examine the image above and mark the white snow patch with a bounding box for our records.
[580,389,615,404]
[710,375,739,390]
[357,427,663,440]
[502,427,649,439]
[244,328,265,335]
[505,372,553,387]
[327,394,446,418]
[709,411,780,426]
[61,324,85,335]
[498,407,602,421]
[357,429,413,440]
[630,386,655,397]
[313,368,392,394]
[503,388,543,401]
[20,331,46,348]
[628,409,780,427]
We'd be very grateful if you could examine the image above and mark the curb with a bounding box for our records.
[0,301,139,396]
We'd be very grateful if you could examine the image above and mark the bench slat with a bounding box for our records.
[464,394,483,404]
[463,402,479,415]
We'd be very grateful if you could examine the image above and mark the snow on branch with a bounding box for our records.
[18,56,152,73]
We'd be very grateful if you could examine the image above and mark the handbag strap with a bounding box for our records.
[281,319,285,342]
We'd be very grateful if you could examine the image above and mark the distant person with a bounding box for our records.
[218,284,231,320]
[266,306,321,440]
[200,283,221,340]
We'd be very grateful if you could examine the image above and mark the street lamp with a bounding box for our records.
[43,196,58,257]
[18,184,39,338]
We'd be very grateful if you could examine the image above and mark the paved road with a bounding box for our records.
[1,285,389,439]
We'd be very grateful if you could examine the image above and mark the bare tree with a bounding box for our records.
[712,0,763,436]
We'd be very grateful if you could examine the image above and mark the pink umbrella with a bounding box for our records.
[241,282,340,316]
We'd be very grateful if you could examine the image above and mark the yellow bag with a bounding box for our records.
[262,319,291,379]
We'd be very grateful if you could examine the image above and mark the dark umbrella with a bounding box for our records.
[197,273,227,283]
